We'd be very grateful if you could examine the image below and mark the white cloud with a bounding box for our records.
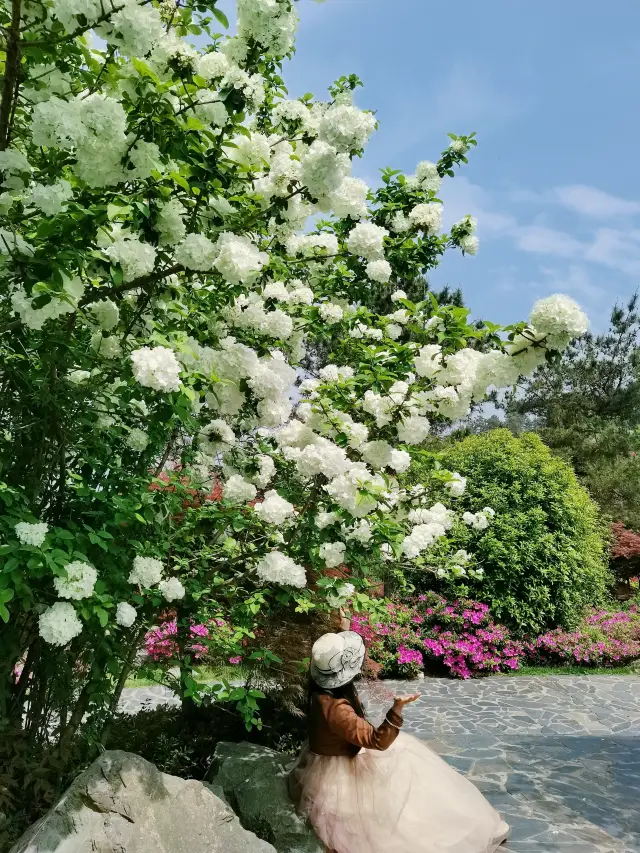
[553,185,640,219]
[515,225,586,258]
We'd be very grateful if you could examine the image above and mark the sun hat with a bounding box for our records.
[310,630,366,689]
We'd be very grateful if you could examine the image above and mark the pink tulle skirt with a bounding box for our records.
[288,733,509,853]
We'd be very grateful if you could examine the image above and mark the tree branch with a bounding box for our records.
[0,0,22,150]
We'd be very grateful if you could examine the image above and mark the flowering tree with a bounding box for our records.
[0,0,589,766]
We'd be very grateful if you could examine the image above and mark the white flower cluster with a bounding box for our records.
[39,601,83,646]
[346,221,389,260]
[31,94,128,187]
[224,474,258,503]
[11,276,84,331]
[54,561,98,600]
[104,234,157,281]
[402,502,454,558]
[463,507,496,530]
[254,490,296,525]
[444,472,467,497]
[15,521,48,546]
[529,294,589,349]
[89,298,119,331]
[158,577,186,602]
[319,541,346,568]
[255,550,306,587]
[116,602,137,628]
[237,0,299,56]
[130,347,182,392]
[318,104,376,153]
[127,428,149,452]
[408,203,442,234]
[128,556,164,587]
[30,179,73,215]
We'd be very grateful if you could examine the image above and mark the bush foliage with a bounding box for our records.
[408,430,612,634]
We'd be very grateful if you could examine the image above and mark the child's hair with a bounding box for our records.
[308,674,366,718]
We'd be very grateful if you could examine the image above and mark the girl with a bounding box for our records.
[289,630,509,853]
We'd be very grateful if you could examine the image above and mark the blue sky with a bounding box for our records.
[252,0,640,331]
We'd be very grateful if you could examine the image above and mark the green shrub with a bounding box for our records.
[408,430,612,635]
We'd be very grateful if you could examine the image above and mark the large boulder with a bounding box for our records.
[9,750,275,853]
[211,742,323,853]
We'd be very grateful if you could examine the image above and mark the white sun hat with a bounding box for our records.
[310,630,366,689]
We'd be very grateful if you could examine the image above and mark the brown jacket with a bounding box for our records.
[308,693,403,757]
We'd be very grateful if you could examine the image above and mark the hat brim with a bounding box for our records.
[310,635,366,689]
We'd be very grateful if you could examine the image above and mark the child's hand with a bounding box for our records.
[392,693,421,713]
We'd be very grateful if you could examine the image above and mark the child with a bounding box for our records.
[289,630,509,853]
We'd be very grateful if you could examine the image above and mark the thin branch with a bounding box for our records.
[0,0,22,150]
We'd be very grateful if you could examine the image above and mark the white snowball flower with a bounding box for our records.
[529,294,589,349]
[175,233,218,271]
[213,232,269,284]
[115,602,137,628]
[54,561,97,600]
[415,160,441,193]
[89,298,119,331]
[319,303,344,324]
[254,489,296,525]
[126,428,149,452]
[414,344,443,378]
[460,235,479,255]
[39,601,83,646]
[252,455,276,489]
[346,221,389,260]
[157,199,186,246]
[92,333,121,359]
[224,474,257,503]
[300,140,350,200]
[318,103,376,153]
[408,203,442,234]
[255,551,307,587]
[366,259,392,283]
[389,449,411,473]
[315,510,339,530]
[68,369,91,385]
[361,440,392,469]
[319,541,347,568]
[130,346,181,392]
[199,419,236,455]
[396,415,430,445]
[386,324,403,340]
[128,556,164,587]
[328,176,369,219]
[159,577,185,602]
[391,290,407,302]
[449,138,469,154]
[104,236,156,281]
[15,521,48,546]
[30,179,73,215]
[444,472,467,497]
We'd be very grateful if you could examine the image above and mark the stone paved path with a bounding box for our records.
[364,676,640,853]
[119,674,640,852]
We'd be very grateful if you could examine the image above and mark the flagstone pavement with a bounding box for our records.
[120,675,640,853]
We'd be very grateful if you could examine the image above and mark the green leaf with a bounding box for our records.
[95,607,109,628]
[212,6,229,27]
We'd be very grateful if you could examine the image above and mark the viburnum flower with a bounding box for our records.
[15,521,48,547]
[319,541,347,568]
[159,577,185,602]
[223,474,257,503]
[116,602,137,628]
[444,472,467,497]
[128,556,164,587]
[255,551,307,587]
[254,490,296,525]
[130,346,181,392]
[54,561,97,600]
[39,602,83,646]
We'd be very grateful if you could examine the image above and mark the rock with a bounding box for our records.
[211,741,323,853]
[10,750,276,853]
